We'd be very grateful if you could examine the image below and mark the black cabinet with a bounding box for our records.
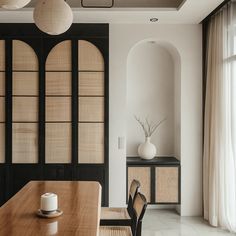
[127,157,181,204]
[0,23,109,206]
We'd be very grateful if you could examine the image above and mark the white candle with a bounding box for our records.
[40,193,58,212]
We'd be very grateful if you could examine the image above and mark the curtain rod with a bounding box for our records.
[202,0,231,23]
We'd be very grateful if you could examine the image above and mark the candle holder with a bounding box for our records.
[36,193,63,218]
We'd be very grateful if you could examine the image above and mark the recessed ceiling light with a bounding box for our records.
[150,18,158,22]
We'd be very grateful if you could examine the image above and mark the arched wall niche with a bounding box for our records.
[127,39,181,159]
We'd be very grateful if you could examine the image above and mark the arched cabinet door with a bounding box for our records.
[12,40,39,164]
[0,40,5,164]
[45,40,72,164]
[78,40,105,164]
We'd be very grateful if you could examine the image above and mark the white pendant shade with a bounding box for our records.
[33,0,73,35]
[0,0,31,9]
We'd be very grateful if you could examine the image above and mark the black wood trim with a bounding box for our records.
[5,40,12,165]
[5,39,12,200]
[39,39,45,166]
[151,166,155,203]
[127,156,180,166]
[72,39,79,172]
[0,24,108,39]
[101,26,109,206]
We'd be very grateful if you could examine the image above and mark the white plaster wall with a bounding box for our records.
[109,24,202,216]
[126,42,175,156]
[174,53,181,160]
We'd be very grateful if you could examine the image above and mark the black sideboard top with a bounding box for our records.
[127,156,180,166]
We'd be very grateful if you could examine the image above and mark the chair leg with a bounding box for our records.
[136,221,143,236]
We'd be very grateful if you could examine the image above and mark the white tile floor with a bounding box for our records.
[142,209,235,236]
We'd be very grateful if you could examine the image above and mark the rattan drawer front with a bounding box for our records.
[128,167,151,202]
[155,167,179,203]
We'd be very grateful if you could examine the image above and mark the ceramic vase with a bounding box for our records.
[138,137,156,160]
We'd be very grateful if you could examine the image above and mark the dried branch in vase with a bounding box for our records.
[134,115,166,138]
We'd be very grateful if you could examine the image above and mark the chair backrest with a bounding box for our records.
[131,193,147,236]
[127,179,140,216]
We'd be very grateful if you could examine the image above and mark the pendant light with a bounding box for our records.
[33,0,73,35]
[0,0,31,9]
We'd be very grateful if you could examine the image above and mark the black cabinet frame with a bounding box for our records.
[0,23,109,206]
[127,157,181,205]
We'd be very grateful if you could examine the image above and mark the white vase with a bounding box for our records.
[138,137,156,160]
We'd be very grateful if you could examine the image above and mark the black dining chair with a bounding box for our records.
[100,179,140,226]
[100,192,148,236]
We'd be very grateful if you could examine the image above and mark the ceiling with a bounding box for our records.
[0,0,225,24]
[28,0,185,8]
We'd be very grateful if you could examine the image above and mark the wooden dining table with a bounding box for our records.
[0,181,102,236]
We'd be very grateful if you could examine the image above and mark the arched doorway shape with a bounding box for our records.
[127,39,181,160]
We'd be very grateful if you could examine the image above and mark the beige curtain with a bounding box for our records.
[204,0,236,232]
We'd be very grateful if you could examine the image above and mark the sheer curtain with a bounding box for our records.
[203,0,236,232]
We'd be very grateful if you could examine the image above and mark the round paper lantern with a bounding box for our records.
[33,0,73,35]
[0,0,31,9]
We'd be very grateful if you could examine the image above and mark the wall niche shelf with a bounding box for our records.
[127,156,180,205]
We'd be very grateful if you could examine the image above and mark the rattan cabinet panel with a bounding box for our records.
[127,157,180,204]
[128,167,151,202]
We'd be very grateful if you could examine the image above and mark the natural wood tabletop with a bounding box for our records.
[0,181,102,236]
